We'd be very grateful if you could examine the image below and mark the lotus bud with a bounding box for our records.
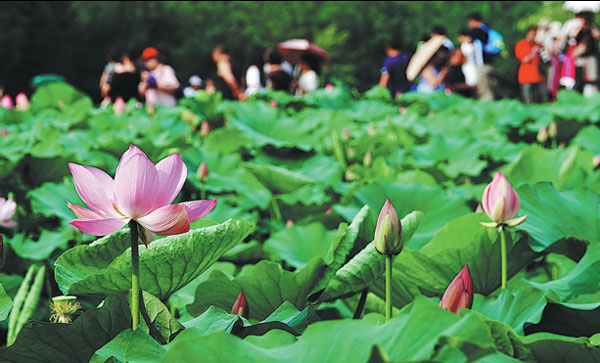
[363,150,372,167]
[15,93,29,111]
[399,106,406,114]
[200,121,211,137]
[198,162,209,182]
[347,147,355,159]
[594,155,600,169]
[1,95,13,109]
[285,219,294,228]
[0,198,17,228]
[439,264,473,314]
[480,171,527,228]
[325,207,333,215]
[342,129,350,141]
[548,121,558,138]
[50,295,81,324]
[113,97,126,114]
[231,292,248,318]
[1,129,7,138]
[325,83,334,92]
[270,99,278,108]
[537,126,548,143]
[374,198,403,255]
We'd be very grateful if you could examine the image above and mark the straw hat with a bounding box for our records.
[406,35,447,82]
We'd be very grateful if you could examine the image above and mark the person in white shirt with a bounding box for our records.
[138,47,180,111]
[458,29,484,87]
[295,51,320,96]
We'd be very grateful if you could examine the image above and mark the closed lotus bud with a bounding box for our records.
[480,171,527,228]
[347,147,355,159]
[439,264,473,314]
[15,93,29,111]
[537,126,548,143]
[285,219,294,228]
[325,207,333,215]
[113,97,126,114]
[198,162,209,182]
[270,99,278,108]
[325,83,334,92]
[363,150,372,167]
[399,106,407,114]
[342,129,350,141]
[594,155,600,169]
[200,121,211,137]
[1,129,7,137]
[548,121,558,138]
[231,292,248,318]
[1,95,13,109]
[374,198,403,255]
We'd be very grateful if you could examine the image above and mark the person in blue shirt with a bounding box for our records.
[379,38,411,98]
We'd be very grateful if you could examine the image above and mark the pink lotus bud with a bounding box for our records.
[198,162,209,182]
[231,292,248,317]
[325,83,334,92]
[439,264,473,313]
[342,129,350,141]
[347,147,355,159]
[57,100,64,107]
[1,95,13,109]
[200,121,211,137]
[363,150,372,167]
[537,126,548,143]
[0,198,17,228]
[464,178,471,184]
[481,171,527,227]
[374,198,403,255]
[270,99,278,108]
[1,129,7,138]
[325,207,333,215]
[113,97,126,114]
[594,156,600,169]
[399,106,406,114]
[548,121,558,138]
[285,220,294,228]
[15,93,29,111]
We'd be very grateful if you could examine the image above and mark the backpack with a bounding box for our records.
[482,25,505,56]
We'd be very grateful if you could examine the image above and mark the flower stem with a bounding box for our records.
[385,254,393,322]
[129,220,140,330]
[499,225,507,289]
[353,288,369,319]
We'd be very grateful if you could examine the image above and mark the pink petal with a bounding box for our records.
[136,204,189,235]
[180,199,217,222]
[0,198,16,220]
[154,153,187,208]
[66,201,103,219]
[481,183,492,218]
[70,217,129,236]
[114,153,159,219]
[115,145,146,176]
[69,163,117,217]
[0,221,17,228]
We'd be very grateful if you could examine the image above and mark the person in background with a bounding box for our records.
[468,12,504,100]
[138,47,180,111]
[431,25,455,51]
[100,51,116,107]
[379,37,411,98]
[515,27,547,104]
[417,46,450,93]
[295,51,321,96]
[574,11,600,96]
[183,75,203,98]
[109,53,140,102]
[458,29,484,88]
[244,51,265,97]
[211,45,242,100]
[264,49,293,93]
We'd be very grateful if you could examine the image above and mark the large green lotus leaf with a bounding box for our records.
[243,163,316,194]
[90,328,165,363]
[30,82,92,112]
[353,182,471,249]
[8,228,74,261]
[54,219,255,299]
[0,290,181,362]
[572,125,600,155]
[264,222,337,269]
[0,275,13,321]
[472,282,546,335]
[187,258,328,320]
[344,99,398,122]
[521,332,600,362]
[17,155,71,187]
[163,298,523,363]
[252,154,343,187]
[515,183,600,252]
[278,184,331,207]
[27,178,83,224]
[503,146,596,191]
[203,127,251,154]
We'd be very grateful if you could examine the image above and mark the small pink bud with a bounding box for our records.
[464,178,471,184]
[342,129,350,141]
[113,97,126,114]
[285,220,294,228]
[1,95,13,109]
[594,156,600,169]
[325,83,334,92]
[548,121,558,138]
[270,99,278,108]
[15,93,29,111]
[399,106,407,114]
[325,207,333,215]
[200,121,211,137]
[439,264,473,313]
[1,129,7,138]
[374,198,403,255]
[198,162,209,182]
[231,292,248,318]
[363,150,372,167]
[481,171,527,227]
[537,126,548,143]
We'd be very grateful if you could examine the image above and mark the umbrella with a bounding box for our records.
[277,39,330,66]
[406,35,446,82]
[563,1,600,13]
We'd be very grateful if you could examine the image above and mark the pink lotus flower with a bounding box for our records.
[439,264,473,314]
[113,97,126,114]
[1,95,13,110]
[67,145,216,237]
[197,162,209,182]
[0,198,17,228]
[15,93,29,111]
[480,171,527,228]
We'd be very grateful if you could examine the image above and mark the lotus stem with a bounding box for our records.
[353,288,369,319]
[499,225,507,289]
[385,254,393,322]
[129,220,140,330]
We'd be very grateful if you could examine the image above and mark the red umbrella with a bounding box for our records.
[277,39,331,66]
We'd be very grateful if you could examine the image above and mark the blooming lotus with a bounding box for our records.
[439,264,473,314]
[15,93,29,111]
[374,198,403,255]
[0,198,17,228]
[480,171,527,228]
[67,145,216,237]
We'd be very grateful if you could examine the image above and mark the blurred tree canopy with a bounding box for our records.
[0,1,574,102]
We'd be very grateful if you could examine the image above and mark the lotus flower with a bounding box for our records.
[15,93,29,111]
[0,198,17,228]
[113,97,126,114]
[1,95,13,109]
[198,162,209,182]
[439,264,473,314]
[67,145,216,237]
[374,198,403,255]
[200,121,210,137]
[231,292,247,317]
[480,171,527,228]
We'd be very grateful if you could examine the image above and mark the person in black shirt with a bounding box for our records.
[264,49,293,93]
[379,37,411,98]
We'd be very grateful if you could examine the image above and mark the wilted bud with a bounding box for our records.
[200,121,211,137]
[1,95,13,109]
[113,97,126,114]
[342,129,350,141]
[374,198,403,255]
[15,93,29,111]
[231,292,248,318]
[548,121,558,138]
[480,171,527,228]
[198,162,209,182]
[50,295,81,324]
[537,126,548,143]
[439,264,473,314]
[363,150,372,167]
[285,219,294,228]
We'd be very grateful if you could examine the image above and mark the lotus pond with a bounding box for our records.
[0,82,599,362]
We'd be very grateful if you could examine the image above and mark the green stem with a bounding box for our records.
[271,196,282,222]
[353,288,369,319]
[130,220,140,330]
[200,184,206,201]
[385,254,393,322]
[499,226,507,289]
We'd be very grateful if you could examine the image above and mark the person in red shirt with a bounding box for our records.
[515,27,548,104]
